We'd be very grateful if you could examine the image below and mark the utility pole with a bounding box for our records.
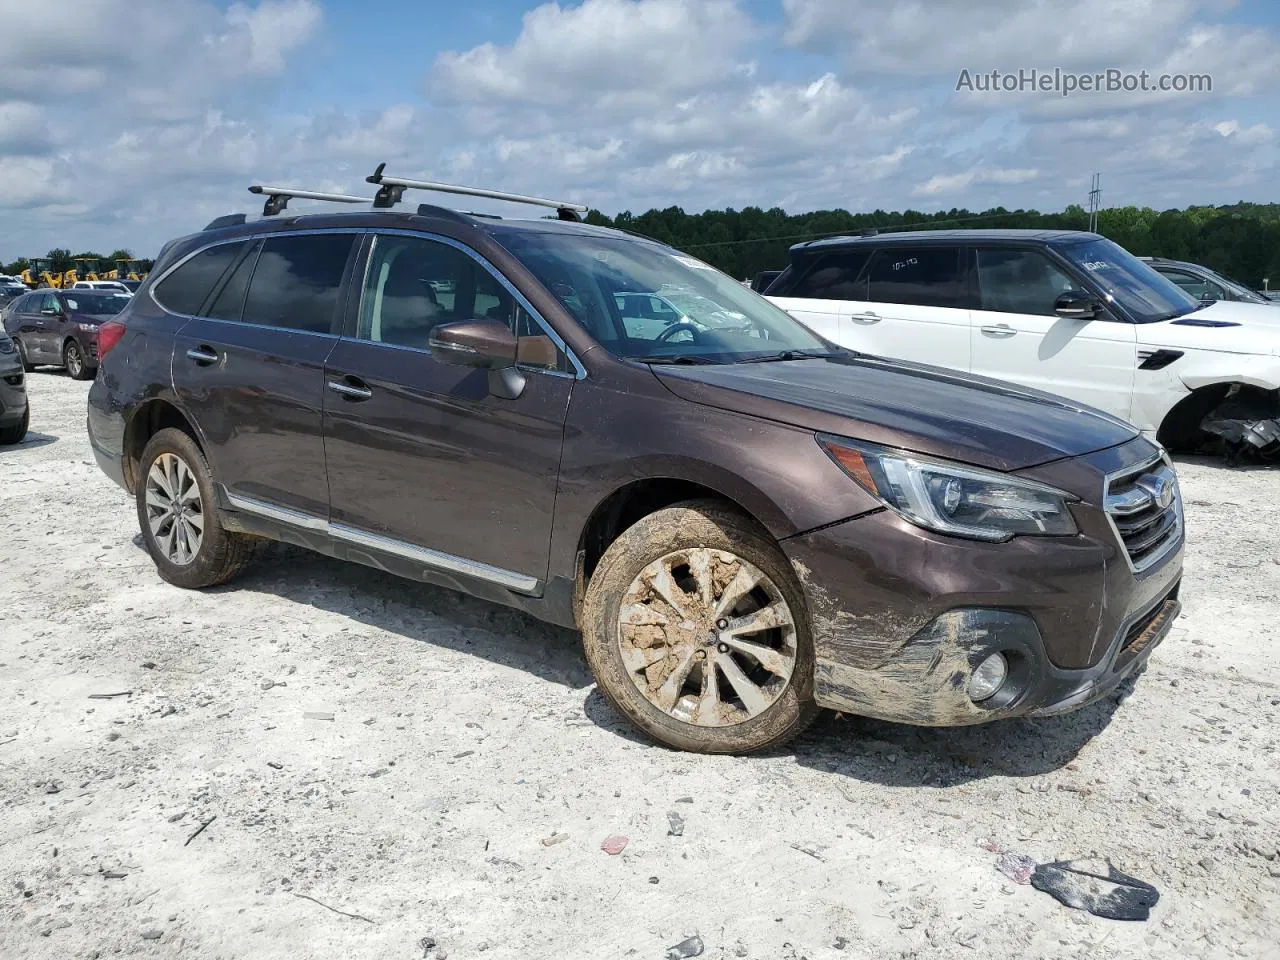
[1087,173,1102,233]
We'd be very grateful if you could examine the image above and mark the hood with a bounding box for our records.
[652,354,1138,472]
[1142,301,1280,356]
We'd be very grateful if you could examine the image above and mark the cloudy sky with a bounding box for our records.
[1,0,1277,259]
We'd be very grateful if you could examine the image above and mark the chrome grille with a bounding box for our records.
[1104,456,1182,573]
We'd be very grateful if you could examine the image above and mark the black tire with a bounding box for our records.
[64,339,93,380]
[0,405,28,445]
[135,428,262,589]
[15,339,34,372]
[581,499,819,754]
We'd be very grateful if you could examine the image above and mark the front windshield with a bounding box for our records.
[1058,238,1200,323]
[498,231,832,362]
[63,293,131,316]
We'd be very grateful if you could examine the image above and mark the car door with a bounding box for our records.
[321,231,576,587]
[969,246,1137,420]
[844,246,972,370]
[6,295,40,360]
[767,249,870,344]
[166,232,358,519]
[36,293,67,361]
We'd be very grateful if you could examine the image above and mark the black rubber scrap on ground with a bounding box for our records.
[1030,859,1160,921]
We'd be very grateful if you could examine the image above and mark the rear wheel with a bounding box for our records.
[581,499,818,754]
[0,406,28,445]
[64,340,92,381]
[136,428,261,588]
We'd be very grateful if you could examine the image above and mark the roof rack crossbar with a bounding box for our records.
[366,163,587,220]
[248,184,370,217]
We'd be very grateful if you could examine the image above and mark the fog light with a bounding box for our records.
[968,652,1008,702]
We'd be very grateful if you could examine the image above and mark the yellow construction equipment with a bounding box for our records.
[22,259,63,288]
[74,258,102,281]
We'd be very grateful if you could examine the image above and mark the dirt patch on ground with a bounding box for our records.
[2,373,1278,959]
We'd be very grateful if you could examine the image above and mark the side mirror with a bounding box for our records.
[429,319,525,400]
[1199,291,1219,304]
[1053,293,1097,320]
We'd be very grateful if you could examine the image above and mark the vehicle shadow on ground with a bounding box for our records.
[126,537,1129,779]
[213,543,593,690]
[6,431,57,449]
[789,690,1127,787]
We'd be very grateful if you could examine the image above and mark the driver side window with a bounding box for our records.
[359,235,570,372]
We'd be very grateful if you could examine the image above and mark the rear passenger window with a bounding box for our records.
[241,234,354,333]
[153,242,247,316]
[787,251,871,300]
[865,248,964,309]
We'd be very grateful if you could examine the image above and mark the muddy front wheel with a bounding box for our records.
[581,499,818,754]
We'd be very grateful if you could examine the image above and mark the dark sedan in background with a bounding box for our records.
[1,289,132,380]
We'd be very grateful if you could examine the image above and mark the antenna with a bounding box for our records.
[248,185,369,217]
[1087,173,1102,233]
[365,163,588,221]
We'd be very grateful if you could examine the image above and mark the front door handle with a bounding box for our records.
[186,346,220,365]
[980,324,1017,338]
[849,311,881,324]
[328,379,372,401]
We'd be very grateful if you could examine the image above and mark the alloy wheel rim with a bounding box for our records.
[66,344,82,376]
[617,548,797,727]
[144,453,204,566]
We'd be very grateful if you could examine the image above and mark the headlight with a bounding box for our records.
[0,334,13,354]
[78,322,97,333]
[818,435,1078,541]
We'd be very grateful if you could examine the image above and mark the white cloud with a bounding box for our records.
[914,167,1040,197]
[433,0,753,108]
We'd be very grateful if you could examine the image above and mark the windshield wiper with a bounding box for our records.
[638,355,719,365]
[735,349,844,364]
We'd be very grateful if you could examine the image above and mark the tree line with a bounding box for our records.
[8,199,1279,290]
[583,201,1280,290]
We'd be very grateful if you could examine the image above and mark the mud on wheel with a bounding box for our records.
[581,499,818,754]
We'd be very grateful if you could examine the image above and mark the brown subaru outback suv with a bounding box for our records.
[86,172,1184,753]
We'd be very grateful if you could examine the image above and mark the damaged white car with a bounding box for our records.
[765,230,1280,460]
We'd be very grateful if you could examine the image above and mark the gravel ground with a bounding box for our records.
[2,371,1278,960]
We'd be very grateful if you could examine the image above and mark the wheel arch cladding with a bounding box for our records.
[123,398,206,493]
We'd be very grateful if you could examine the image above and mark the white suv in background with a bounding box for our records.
[766,230,1280,455]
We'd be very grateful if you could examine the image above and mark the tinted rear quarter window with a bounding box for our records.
[865,247,964,308]
[207,243,260,322]
[153,241,248,316]
[787,251,871,300]
[241,234,354,333]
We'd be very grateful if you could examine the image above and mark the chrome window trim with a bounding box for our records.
[224,489,540,594]
[149,228,367,322]
[1102,452,1183,574]
[365,228,587,379]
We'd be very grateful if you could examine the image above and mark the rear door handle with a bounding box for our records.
[327,379,372,401]
[980,324,1017,338]
[849,312,881,324]
[186,346,220,365]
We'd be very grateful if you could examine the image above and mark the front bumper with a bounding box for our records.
[784,503,1184,727]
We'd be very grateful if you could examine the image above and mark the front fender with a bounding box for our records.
[1180,353,1280,392]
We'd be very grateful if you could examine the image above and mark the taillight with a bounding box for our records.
[97,321,126,360]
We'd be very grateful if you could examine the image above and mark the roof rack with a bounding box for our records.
[248,184,370,217]
[365,163,588,221]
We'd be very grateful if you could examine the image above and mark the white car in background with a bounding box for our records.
[72,280,132,294]
[765,229,1280,457]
